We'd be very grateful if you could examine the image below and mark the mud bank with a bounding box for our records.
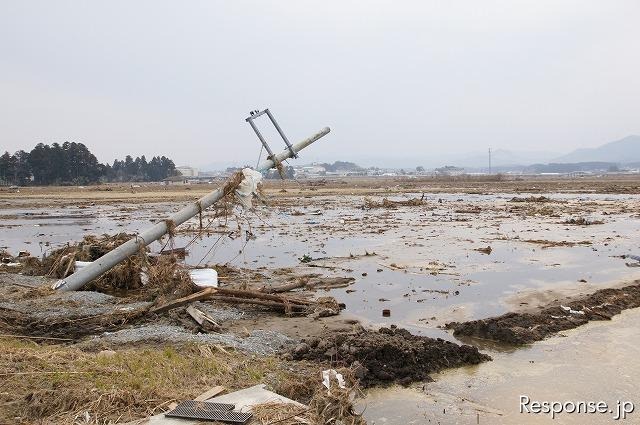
[290,325,491,387]
[447,281,640,344]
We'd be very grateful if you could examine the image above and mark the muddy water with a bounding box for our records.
[2,193,640,338]
[361,307,640,424]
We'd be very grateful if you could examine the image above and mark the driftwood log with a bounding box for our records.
[150,287,322,315]
[259,276,355,293]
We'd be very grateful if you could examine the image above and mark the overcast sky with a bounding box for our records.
[1,1,638,168]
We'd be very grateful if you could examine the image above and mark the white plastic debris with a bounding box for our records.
[235,168,263,208]
[75,261,93,270]
[560,305,585,315]
[189,268,219,288]
[322,369,346,390]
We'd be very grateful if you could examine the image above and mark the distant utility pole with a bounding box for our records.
[488,148,492,174]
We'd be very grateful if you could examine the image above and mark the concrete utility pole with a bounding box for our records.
[488,148,492,175]
[53,127,330,291]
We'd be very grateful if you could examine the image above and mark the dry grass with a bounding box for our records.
[252,402,312,424]
[0,337,309,424]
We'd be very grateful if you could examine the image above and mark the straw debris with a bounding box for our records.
[253,368,365,425]
[363,197,424,209]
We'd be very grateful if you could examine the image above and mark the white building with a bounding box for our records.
[176,166,199,177]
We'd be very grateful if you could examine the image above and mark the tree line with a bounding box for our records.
[0,142,178,185]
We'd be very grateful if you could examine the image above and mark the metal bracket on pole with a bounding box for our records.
[246,108,298,162]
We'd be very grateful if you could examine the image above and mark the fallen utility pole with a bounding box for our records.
[52,126,330,291]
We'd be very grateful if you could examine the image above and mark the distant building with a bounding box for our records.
[303,165,326,175]
[293,164,327,178]
[176,166,199,177]
[163,175,188,185]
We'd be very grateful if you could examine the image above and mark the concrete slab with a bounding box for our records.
[209,384,305,412]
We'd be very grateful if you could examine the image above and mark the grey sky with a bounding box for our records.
[1,1,638,168]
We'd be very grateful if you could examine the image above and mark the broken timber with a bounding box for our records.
[259,276,355,293]
[52,127,330,291]
[186,305,219,328]
[194,385,226,402]
[150,287,315,315]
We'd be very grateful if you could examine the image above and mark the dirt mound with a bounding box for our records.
[447,282,640,344]
[289,325,490,387]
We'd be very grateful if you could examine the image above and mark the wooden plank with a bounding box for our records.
[149,287,217,313]
[211,296,307,312]
[186,305,205,325]
[186,305,219,327]
[215,287,313,305]
[150,286,313,314]
[194,385,226,402]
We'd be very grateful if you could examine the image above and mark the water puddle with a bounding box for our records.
[361,307,640,424]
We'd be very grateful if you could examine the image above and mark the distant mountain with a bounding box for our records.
[524,162,618,174]
[553,135,640,164]
[195,135,640,171]
[451,149,558,168]
[347,149,559,169]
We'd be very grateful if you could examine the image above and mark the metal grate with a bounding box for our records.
[165,400,252,423]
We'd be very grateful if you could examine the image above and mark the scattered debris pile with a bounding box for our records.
[474,246,492,254]
[151,286,342,318]
[259,275,355,293]
[0,284,152,339]
[447,282,640,344]
[252,369,365,425]
[0,250,44,274]
[454,206,482,214]
[289,325,490,386]
[509,196,552,203]
[307,379,365,425]
[522,239,592,249]
[2,233,196,301]
[563,217,604,226]
[8,233,150,292]
[363,196,424,209]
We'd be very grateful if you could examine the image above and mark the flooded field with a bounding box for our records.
[2,177,640,423]
[2,190,640,337]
